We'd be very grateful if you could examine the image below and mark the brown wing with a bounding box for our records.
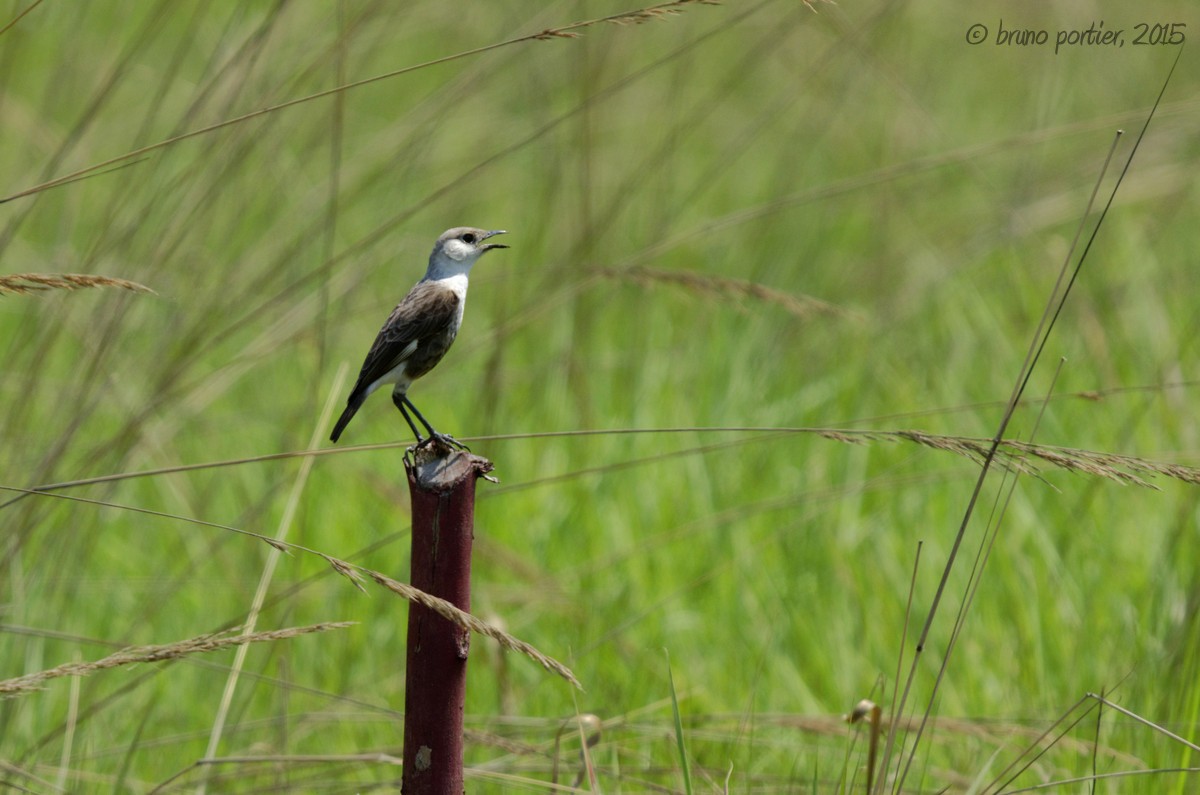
[348,281,461,397]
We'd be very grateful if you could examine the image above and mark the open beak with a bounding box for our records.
[481,229,508,251]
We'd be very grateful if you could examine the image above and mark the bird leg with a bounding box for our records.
[401,395,470,451]
[391,392,426,445]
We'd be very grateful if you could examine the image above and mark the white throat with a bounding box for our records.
[425,249,478,282]
[430,271,469,302]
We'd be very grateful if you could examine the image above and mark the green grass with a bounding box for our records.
[2,0,1200,791]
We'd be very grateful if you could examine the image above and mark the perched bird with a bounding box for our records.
[330,227,508,447]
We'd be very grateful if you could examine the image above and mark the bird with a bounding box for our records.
[329,227,508,447]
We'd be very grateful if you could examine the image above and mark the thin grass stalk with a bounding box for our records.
[666,650,693,795]
[0,1,721,206]
[890,50,1183,793]
[885,108,1140,792]
[196,367,345,794]
[9,423,1200,516]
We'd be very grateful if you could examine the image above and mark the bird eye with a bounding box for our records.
[461,233,476,244]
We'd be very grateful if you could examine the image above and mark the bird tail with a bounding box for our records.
[330,393,366,443]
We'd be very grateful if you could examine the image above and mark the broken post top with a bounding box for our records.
[406,439,495,492]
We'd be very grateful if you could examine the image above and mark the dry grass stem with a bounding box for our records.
[0,273,155,296]
[534,0,720,39]
[0,0,45,37]
[324,554,368,593]
[369,572,582,689]
[598,265,848,320]
[879,431,1200,489]
[0,623,353,697]
[2,1,725,206]
[0,483,578,690]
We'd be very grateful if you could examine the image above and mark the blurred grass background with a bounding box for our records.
[2,0,1199,791]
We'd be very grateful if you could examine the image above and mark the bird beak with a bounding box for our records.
[481,230,508,251]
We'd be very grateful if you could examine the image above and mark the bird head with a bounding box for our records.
[435,227,508,264]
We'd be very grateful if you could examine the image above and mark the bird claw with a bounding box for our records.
[415,433,471,453]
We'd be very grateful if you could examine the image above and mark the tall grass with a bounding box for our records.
[2,0,1199,791]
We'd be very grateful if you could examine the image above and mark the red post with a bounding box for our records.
[402,444,494,795]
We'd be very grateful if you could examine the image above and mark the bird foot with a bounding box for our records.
[416,432,471,453]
